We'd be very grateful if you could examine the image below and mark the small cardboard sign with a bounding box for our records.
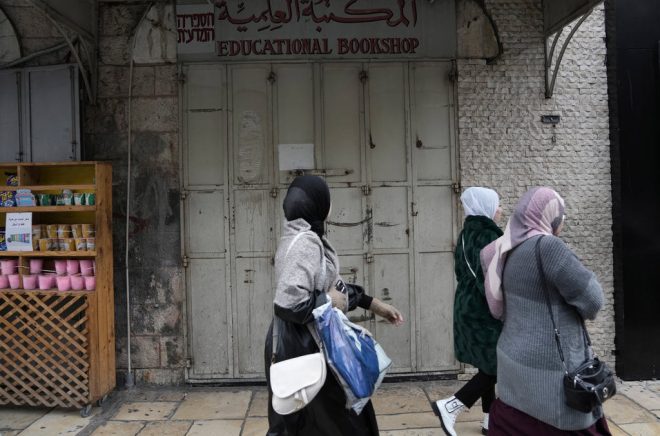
[278,143,315,171]
[5,212,32,251]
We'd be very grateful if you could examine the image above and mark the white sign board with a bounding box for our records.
[177,4,215,55]
[212,0,456,60]
[278,143,315,170]
[5,212,32,251]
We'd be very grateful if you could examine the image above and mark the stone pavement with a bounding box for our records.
[0,380,659,436]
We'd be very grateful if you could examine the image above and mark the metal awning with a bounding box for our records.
[544,0,604,37]
[27,0,95,43]
[542,0,604,98]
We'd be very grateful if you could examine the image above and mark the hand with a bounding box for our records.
[328,288,348,312]
[370,298,404,326]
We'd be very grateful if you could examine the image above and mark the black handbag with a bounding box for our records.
[535,237,616,414]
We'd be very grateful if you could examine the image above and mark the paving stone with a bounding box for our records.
[604,396,658,425]
[126,390,187,402]
[607,421,630,436]
[455,421,486,436]
[112,402,178,421]
[651,409,660,420]
[185,419,242,436]
[422,381,466,401]
[242,417,269,436]
[373,384,431,415]
[619,422,660,436]
[91,421,145,435]
[17,408,99,435]
[620,386,660,410]
[0,407,50,430]
[137,420,192,436]
[172,391,251,420]
[247,390,269,417]
[0,431,21,436]
[380,429,444,436]
[378,412,441,430]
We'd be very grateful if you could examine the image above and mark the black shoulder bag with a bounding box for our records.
[535,237,616,414]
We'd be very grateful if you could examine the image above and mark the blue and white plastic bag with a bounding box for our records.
[313,302,392,413]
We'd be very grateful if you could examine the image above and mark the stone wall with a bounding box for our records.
[91,0,184,385]
[457,1,615,366]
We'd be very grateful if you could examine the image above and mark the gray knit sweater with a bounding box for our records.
[273,219,339,310]
[498,235,604,430]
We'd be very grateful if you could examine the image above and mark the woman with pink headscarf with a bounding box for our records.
[481,187,611,435]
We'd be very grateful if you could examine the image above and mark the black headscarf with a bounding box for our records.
[283,176,331,238]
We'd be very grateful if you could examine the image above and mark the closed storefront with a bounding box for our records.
[179,0,460,380]
[182,60,459,380]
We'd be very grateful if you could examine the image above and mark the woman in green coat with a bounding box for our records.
[432,187,503,436]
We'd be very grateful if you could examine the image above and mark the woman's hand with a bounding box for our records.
[370,298,404,326]
[328,287,348,312]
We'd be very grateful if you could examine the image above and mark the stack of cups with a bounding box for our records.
[1,259,18,290]
[21,258,43,290]
[54,259,95,291]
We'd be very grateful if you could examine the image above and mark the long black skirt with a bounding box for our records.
[265,322,378,436]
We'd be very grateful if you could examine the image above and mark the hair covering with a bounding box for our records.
[282,176,331,238]
[461,187,500,219]
[481,187,565,319]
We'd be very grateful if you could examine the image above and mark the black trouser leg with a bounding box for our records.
[454,370,497,411]
[480,383,496,413]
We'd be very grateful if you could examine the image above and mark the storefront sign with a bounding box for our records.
[177,4,215,55]
[211,0,455,60]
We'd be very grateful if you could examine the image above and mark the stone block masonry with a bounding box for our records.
[93,0,184,385]
[458,1,614,367]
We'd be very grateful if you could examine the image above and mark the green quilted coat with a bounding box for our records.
[453,215,503,375]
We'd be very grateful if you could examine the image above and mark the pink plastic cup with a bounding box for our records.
[38,274,54,290]
[29,258,44,274]
[54,260,67,276]
[66,259,80,275]
[84,275,96,291]
[1,259,17,275]
[8,274,20,289]
[56,275,71,291]
[80,259,94,276]
[70,275,84,291]
[0,275,9,288]
[22,274,37,290]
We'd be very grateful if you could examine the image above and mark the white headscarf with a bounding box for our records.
[460,187,499,219]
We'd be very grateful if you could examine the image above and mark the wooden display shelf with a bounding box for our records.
[0,206,96,212]
[0,251,96,257]
[0,161,114,416]
[0,184,96,191]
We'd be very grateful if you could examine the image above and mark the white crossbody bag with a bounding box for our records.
[270,232,327,415]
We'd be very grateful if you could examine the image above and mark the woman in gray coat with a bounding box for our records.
[481,187,611,435]
[265,175,404,436]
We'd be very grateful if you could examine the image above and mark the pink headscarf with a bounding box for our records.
[480,187,566,319]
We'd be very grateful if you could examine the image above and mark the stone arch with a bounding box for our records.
[457,0,502,62]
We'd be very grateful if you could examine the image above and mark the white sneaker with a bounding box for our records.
[482,412,489,435]
[431,396,465,436]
